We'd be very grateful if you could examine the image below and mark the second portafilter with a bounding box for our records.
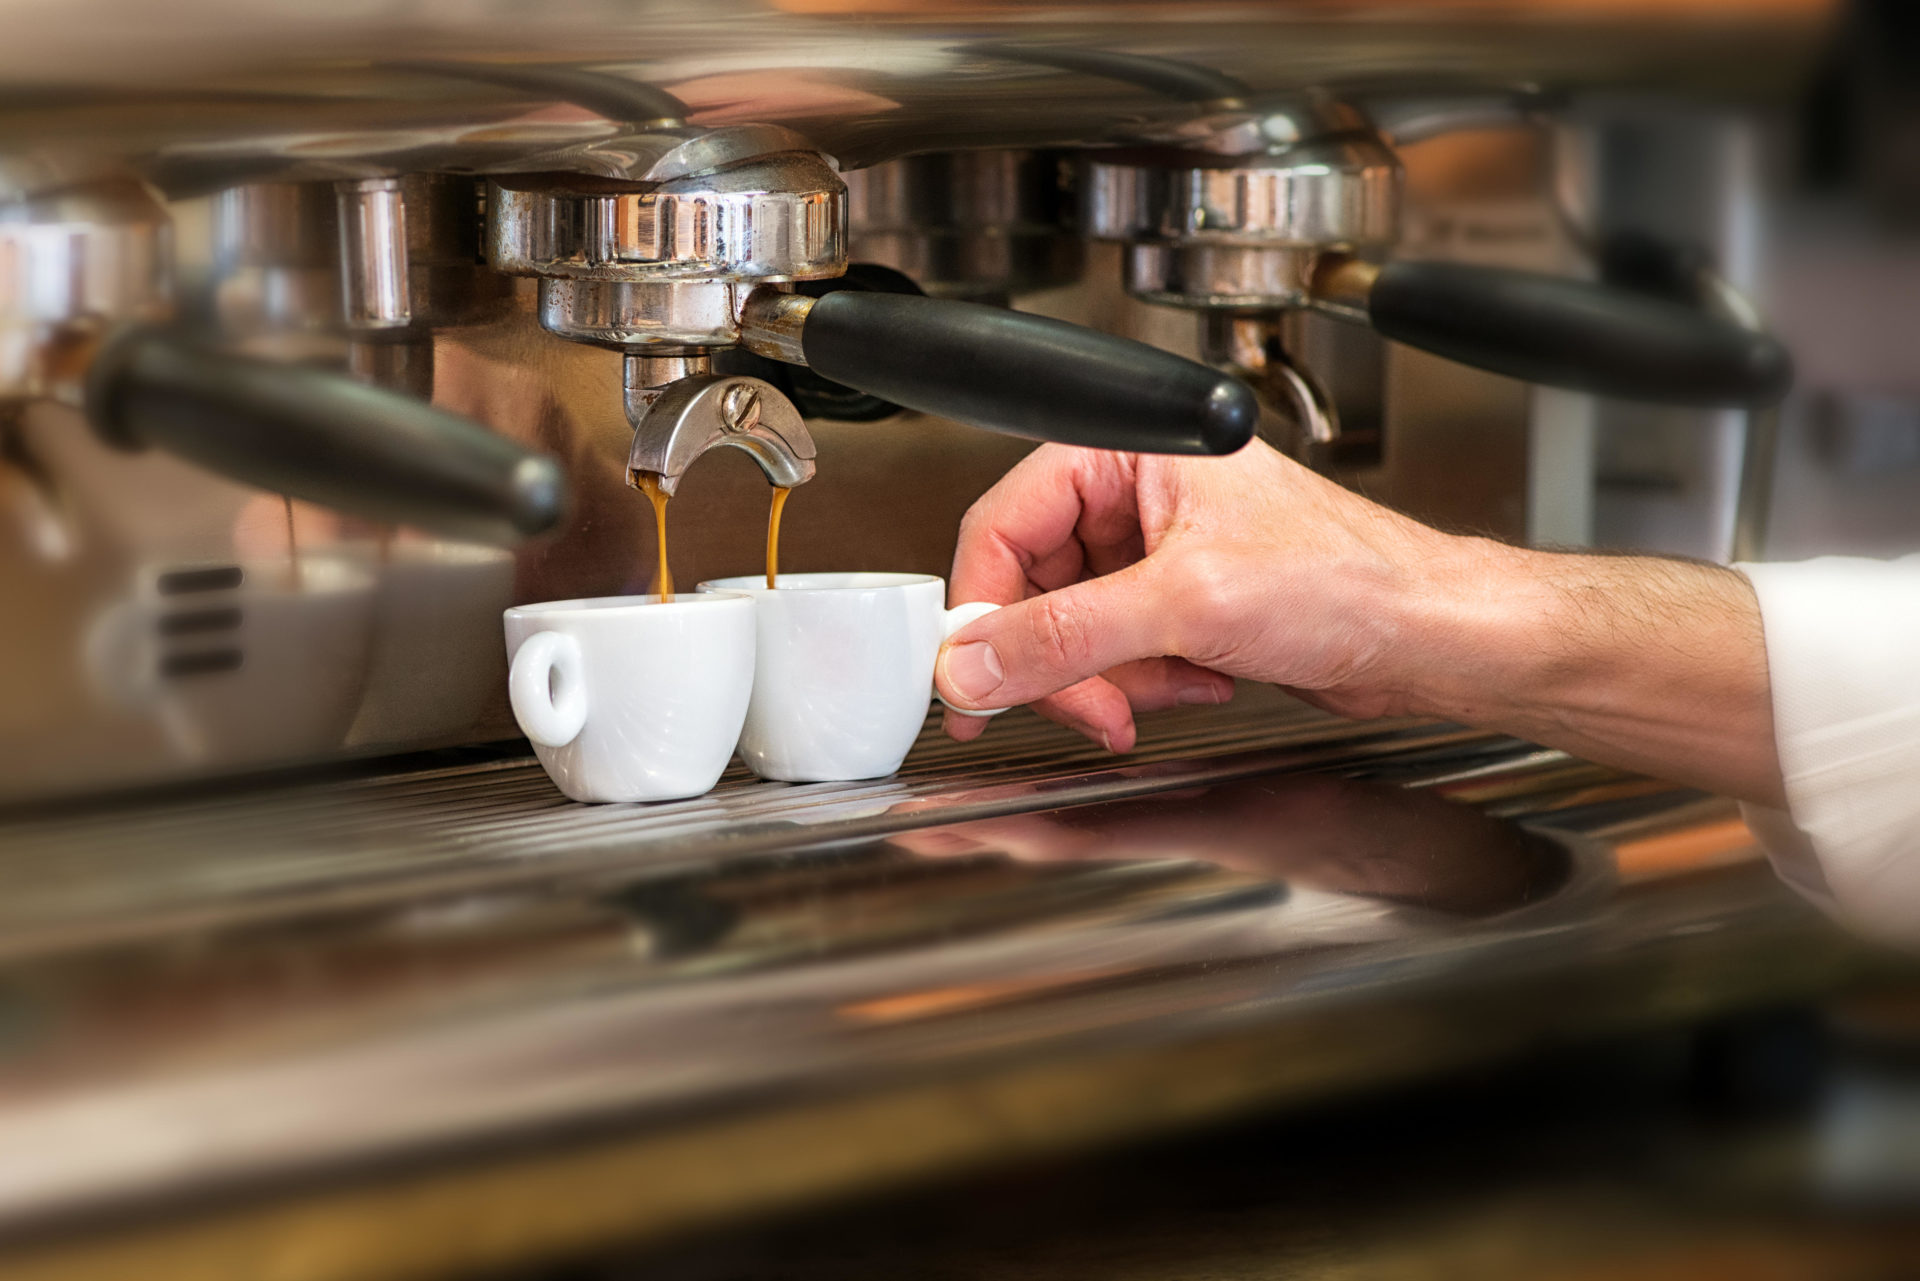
[0,176,562,549]
[996,45,1793,466]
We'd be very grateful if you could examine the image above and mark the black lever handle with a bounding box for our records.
[86,329,566,545]
[1360,261,1791,408]
[794,292,1257,456]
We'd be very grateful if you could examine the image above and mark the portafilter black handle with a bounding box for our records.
[1347,260,1791,409]
[780,291,1258,456]
[87,328,566,545]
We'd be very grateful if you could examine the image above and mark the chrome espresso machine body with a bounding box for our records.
[0,5,1890,1281]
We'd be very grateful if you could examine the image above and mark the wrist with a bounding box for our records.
[1387,533,1545,726]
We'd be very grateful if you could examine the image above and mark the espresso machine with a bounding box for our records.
[0,5,1901,1280]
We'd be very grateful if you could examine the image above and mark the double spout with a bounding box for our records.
[623,351,817,496]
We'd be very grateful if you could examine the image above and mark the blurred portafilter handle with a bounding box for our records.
[1308,255,1792,410]
[85,327,566,547]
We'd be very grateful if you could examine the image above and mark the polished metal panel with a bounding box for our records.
[0,4,1829,193]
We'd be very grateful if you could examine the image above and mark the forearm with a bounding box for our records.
[1401,538,1786,808]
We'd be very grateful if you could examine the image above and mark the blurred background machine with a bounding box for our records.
[0,2,1915,1279]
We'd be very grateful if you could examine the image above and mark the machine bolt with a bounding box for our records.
[720,383,762,433]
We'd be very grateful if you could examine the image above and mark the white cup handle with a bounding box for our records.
[509,630,588,747]
[938,601,1007,719]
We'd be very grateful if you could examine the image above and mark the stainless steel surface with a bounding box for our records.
[0,0,1835,792]
[209,181,340,342]
[737,288,814,365]
[0,15,1866,1281]
[0,5,1830,194]
[0,689,1877,1281]
[1084,137,1403,256]
[0,181,171,401]
[1124,243,1317,311]
[336,178,412,332]
[1202,312,1341,465]
[539,277,743,348]
[487,157,845,285]
[1570,109,1766,562]
[625,370,816,494]
[1086,128,1397,475]
[493,150,841,505]
[845,150,1080,301]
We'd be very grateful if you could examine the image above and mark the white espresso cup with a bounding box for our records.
[698,572,1001,783]
[503,593,755,804]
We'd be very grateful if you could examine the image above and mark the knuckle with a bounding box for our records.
[1027,592,1096,674]
[955,498,989,541]
[1170,550,1240,646]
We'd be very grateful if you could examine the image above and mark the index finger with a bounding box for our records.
[949,446,1140,607]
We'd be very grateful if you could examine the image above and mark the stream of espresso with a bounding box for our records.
[635,471,674,600]
[634,475,790,600]
[766,485,791,589]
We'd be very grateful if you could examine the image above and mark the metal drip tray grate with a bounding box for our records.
[0,689,1838,1275]
[0,690,1494,958]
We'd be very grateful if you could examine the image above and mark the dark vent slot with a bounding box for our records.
[158,607,243,637]
[160,649,244,679]
[157,566,244,595]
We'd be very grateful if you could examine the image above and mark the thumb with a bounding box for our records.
[936,562,1173,712]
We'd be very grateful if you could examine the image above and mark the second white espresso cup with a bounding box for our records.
[503,593,755,803]
[698,572,1001,782]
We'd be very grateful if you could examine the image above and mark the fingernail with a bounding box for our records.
[1176,682,1225,706]
[942,641,1004,705]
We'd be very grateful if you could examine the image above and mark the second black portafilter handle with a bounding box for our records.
[792,291,1258,456]
[87,329,566,545]
[1356,260,1792,409]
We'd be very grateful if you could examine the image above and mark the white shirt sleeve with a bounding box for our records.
[1736,555,1920,946]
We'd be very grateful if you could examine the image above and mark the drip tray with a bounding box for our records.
[0,692,1857,1281]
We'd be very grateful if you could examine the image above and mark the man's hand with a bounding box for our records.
[935,440,1451,748]
[935,439,1786,808]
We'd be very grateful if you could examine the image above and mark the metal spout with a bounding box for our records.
[623,353,816,496]
[1200,313,1339,469]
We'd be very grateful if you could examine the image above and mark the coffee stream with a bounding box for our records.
[766,485,791,590]
[636,473,793,600]
[635,471,674,601]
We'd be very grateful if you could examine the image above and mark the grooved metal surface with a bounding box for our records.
[0,693,1473,958]
[0,692,1861,1281]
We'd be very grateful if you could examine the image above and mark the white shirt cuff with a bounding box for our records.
[1738,556,1920,947]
